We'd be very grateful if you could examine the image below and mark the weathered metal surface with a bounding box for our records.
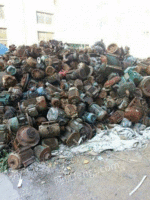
[16,147,35,168]
[8,153,22,169]
[8,114,33,132]
[2,75,17,88]
[34,145,51,161]
[82,112,96,124]
[64,104,78,118]
[68,87,80,104]
[42,138,59,150]
[139,76,150,97]
[0,39,150,169]
[106,53,121,66]
[124,97,143,123]
[104,76,121,88]
[16,126,40,147]
[39,122,60,138]
[89,103,107,121]
[45,66,55,76]
[60,126,80,147]
[109,110,124,124]
[107,43,119,54]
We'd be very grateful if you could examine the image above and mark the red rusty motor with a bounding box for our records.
[15,126,40,148]
[62,63,70,71]
[8,147,35,169]
[34,145,51,162]
[0,59,4,70]
[74,79,83,90]
[127,97,143,110]
[107,43,119,54]
[106,97,116,108]
[60,126,80,147]
[20,73,29,91]
[64,104,78,118]
[60,98,69,109]
[51,97,60,107]
[31,69,45,80]
[104,76,121,88]
[124,107,143,123]
[44,57,52,66]
[124,97,143,123]
[2,75,17,88]
[99,89,107,99]
[8,152,22,169]
[35,117,47,126]
[68,87,80,104]
[36,96,47,111]
[109,110,124,124]
[45,66,55,76]
[42,138,59,151]
[139,76,150,97]
[39,122,60,138]
[26,57,37,67]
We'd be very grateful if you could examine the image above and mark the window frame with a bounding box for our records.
[0,28,7,46]
[0,5,4,19]
[36,11,53,25]
[38,31,54,42]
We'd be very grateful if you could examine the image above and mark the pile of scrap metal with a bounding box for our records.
[0,39,150,170]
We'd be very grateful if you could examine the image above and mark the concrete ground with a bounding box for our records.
[1,144,150,200]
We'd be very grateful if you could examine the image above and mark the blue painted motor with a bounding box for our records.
[36,87,46,96]
[82,112,96,124]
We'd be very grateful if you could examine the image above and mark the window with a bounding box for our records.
[0,28,7,46]
[38,31,54,42]
[0,5,4,19]
[37,12,53,24]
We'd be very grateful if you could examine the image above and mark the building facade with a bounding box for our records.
[0,0,56,46]
[0,0,150,58]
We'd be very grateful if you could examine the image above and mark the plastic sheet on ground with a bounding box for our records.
[52,125,150,156]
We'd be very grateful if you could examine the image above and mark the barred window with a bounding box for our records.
[38,31,54,42]
[37,12,53,24]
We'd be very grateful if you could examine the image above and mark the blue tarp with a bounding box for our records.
[0,43,8,55]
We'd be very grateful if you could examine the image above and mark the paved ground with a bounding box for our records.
[1,143,150,200]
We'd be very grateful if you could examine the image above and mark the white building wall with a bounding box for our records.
[22,0,55,45]
[54,0,150,58]
[0,0,150,58]
[0,0,55,46]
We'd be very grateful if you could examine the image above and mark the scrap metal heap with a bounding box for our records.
[0,40,150,169]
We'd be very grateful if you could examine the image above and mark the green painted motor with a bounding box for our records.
[106,53,122,66]
[8,113,33,132]
[124,67,143,85]
[0,91,10,105]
